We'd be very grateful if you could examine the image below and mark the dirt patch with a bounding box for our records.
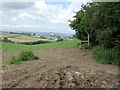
[2,48,118,88]
[33,65,118,88]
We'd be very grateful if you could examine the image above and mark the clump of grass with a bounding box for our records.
[19,51,39,61]
[81,43,92,49]
[9,56,21,64]
[6,51,39,64]
[93,47,120,66]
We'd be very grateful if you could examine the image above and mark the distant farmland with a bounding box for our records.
[9,35,41,42]
[1,33,57,43]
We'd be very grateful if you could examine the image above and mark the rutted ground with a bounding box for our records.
[2,48,118,88]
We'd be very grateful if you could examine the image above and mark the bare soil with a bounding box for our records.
[2,48,118,88]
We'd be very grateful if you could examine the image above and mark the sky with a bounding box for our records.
[0,0,92,33]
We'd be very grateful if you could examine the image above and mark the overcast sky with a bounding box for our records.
[0,0,92,33]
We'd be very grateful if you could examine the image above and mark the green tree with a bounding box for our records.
[69,2,120,48]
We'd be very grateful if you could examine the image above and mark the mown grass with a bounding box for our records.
[2,39,79,53]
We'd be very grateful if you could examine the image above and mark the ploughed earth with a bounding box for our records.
[2,48,118,88]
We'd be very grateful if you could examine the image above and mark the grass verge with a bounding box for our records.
[93,47,120,66]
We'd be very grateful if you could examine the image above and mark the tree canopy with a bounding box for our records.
[69,2,120,48]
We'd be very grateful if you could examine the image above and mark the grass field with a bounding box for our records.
[8,35,41,42]
[2,39,79,53]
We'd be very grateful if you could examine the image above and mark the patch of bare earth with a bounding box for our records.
[2,48,118,88]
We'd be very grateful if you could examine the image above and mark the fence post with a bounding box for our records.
[88,34,90,46]
[80,40,82,48]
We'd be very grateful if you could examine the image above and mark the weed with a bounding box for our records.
[6,51,39,64]
[81,43,92,49]
[19,51,38,61]
[93,47,120,66]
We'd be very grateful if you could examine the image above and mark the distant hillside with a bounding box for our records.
[0,31,74,38]
[36,32,74,38]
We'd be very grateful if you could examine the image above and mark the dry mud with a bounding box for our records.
[2,48,118,88]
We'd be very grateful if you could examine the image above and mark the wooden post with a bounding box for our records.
[88,34,89,46]
[80,40,82,48]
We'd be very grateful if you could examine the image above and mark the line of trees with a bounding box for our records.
[69,2,120,48]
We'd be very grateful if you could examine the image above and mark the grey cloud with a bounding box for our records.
[2,2,35,9]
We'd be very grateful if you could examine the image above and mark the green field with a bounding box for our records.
[2,39,79,53]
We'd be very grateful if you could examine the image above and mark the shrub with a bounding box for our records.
[81,43,93,49]
[6,51,39,64]
[20,40,51,45]
[56,38,63,42]
[93,47,120,66]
